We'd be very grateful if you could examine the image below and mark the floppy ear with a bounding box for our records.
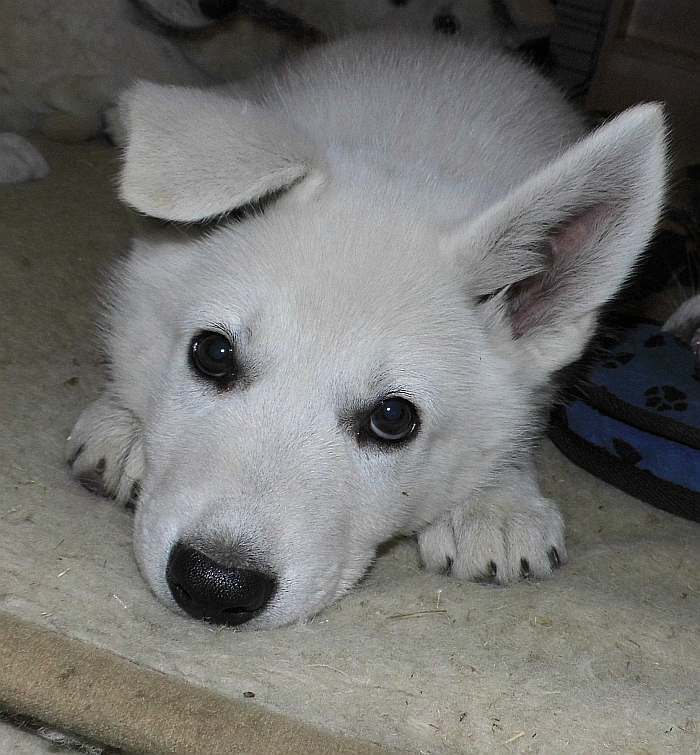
[119,82,317,222]
[442,103,668,377]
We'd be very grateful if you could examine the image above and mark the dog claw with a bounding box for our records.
[548,547,561,569]
[78,471,107,497]
[475,560,499,584]
[125,481,141,512]
[67,443,85,468]
[520,557,532,578]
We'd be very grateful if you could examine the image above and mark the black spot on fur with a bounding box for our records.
[517,37,554,72]
[199,0,238,20]
[433,13,459,34]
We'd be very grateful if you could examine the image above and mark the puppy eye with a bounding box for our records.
[190,331,235,380]
[368,397,418,442]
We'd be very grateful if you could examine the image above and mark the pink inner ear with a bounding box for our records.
[509,204,612,338]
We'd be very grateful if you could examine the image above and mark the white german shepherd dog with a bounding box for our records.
[66,30,667,629]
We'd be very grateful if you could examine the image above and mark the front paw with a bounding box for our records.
[418,489,567,584]
[65,394,144,508]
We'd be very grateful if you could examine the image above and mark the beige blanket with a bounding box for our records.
[1,138,698,754]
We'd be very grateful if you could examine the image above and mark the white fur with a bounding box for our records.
[67,31,667,629]
[418,461,566,582]
[120,83,318,220]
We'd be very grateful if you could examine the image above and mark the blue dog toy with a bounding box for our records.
[549,318,700,521]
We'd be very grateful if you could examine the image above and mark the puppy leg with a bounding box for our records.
[65,392,144,508]
[418,460,567,583]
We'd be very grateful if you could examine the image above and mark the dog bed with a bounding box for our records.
[549,318,700,522]
[2,136,699,755]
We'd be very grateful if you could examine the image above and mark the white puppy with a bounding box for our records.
[67,31,667,629]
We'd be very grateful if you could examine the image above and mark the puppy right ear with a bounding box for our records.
[119,82,317,222]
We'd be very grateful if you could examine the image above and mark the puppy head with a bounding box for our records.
[110,84,667,628]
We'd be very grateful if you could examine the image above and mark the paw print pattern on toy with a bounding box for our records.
[644,385,688,412]
[601,351,634,369]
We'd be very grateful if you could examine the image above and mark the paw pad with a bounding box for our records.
[644,385,688,412]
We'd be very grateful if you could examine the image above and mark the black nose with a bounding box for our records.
[166,542,276,626]
[199,0,238,20]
